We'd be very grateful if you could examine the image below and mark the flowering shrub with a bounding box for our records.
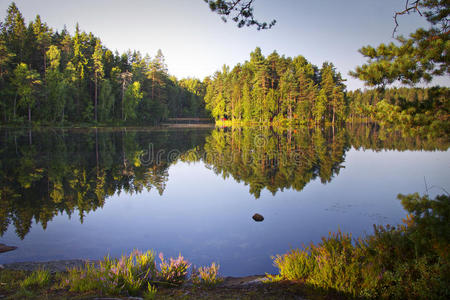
[191,262,223,288]
[157,253,190,285]
[64,249,157,295]
[270,193,450,299]
[100,250,157,295]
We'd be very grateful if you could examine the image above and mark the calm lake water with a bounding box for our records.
[0,125,449,276]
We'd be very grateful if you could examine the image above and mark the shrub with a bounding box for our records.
[64,249,157,295]
[158,252,190,285]
[271,249,313,281]
[270,193,450,299]
[191,262,223,288]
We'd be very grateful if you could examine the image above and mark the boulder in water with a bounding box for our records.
[252,213,264,222]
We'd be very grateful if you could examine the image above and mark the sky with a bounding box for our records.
[0,0,448,90]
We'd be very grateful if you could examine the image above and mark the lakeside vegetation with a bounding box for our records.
[271,193,450,299]
[1,192,447,299]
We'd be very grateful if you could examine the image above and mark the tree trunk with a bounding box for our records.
[122,81,125,121]
[13,92,17,119]
[28,104,31,124]
[94,74,98,122]
[332,105,335,124]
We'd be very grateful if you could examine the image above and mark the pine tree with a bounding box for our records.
[12,63,41,123]
[92,40,104,122]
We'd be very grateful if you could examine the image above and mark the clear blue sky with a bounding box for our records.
[0,0,447,90]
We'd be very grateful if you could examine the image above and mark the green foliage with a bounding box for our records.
[204,0,276,30]
[347,87,449,136]
[191,262,223,288]
[158,253,190,285]
[98,79,115,122]
[64,261,103,293]
[204,48,346,125]
[270,193,450,299]
[0,3,208,125]
[271,249,313,281]
[65,250,157,295]
[143,282,158,299]
[20,268,51,290]
[123,81,143,121]
[351,1,449,86]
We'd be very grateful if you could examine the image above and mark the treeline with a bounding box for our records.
[0,2,207,125]
[347,87,449,133]
[203,47,449,133]
[204,47,346,125]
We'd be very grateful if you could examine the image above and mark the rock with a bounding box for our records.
[252,213,264,222]
[0,244,17,253]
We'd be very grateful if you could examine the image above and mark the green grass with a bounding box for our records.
[20,268,51,290]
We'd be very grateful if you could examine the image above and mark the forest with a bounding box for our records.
[0,3,208,125]
[0,2,448,132]
[204,48,449,134]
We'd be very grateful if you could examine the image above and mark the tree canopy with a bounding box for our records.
[204,0,275,30]
[350,0,449,86]
[0,2,209,125]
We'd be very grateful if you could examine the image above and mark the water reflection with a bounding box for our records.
[0,128,212,239]
[0,125,448,240]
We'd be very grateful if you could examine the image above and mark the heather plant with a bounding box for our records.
[97,250,157,295]
[191,262,223,288]
[158,253,190,285]
[270,193,450,299]
[64,249,157,296]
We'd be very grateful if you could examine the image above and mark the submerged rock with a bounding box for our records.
[252,213,264,222]
[0,244,17,253]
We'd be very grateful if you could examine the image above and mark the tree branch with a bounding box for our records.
[393,0,423,37]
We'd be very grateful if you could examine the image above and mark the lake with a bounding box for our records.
[0,125,448,276]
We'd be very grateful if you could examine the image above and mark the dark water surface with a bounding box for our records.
[0,126,448,276]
